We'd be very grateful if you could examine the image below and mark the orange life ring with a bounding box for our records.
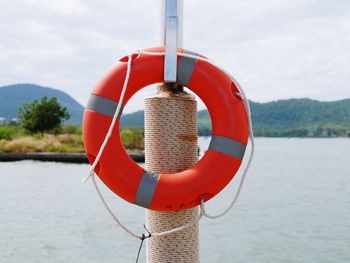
[83,47,249,211]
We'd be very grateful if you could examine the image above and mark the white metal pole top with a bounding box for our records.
[161,0,183,83]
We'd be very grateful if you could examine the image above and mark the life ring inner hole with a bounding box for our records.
[119,81,214,169]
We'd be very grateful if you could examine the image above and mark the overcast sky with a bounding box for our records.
[1,0,349,113]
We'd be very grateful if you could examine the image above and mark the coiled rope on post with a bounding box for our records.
[83,50,255,239]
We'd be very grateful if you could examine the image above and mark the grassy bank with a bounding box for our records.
[0,125,144,153]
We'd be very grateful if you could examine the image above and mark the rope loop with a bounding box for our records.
[84,50,255,240]
[142,224,152,239]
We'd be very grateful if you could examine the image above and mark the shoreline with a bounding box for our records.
[0,152,145,163]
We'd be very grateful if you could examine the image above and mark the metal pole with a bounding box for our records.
[161,0,183,82]
[159,0,183,47]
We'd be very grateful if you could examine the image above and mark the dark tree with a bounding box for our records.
[18,97,70,134]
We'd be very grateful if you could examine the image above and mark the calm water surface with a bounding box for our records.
[0,138,349,263]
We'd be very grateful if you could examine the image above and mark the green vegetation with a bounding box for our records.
[0,124,144,153]
[250,99,350,137]
[18,97,70,134]
[253,125,350,137]
[0,123,83,153]
[0,133,83,153]
[120,127,144,150]
[121,98,350,138]
[0,96,144,153]
[0,126,17,140]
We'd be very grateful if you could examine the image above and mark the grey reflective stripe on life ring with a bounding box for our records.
[86,94,123,119]
[208,135,246,160]
[134,171,160,208]
[177,50,198,86]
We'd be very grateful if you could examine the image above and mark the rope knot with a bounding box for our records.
[140,233,151,240]
[135,227,152,263]
[142,224,152,240]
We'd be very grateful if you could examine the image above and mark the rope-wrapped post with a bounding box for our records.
[144,84,199,263]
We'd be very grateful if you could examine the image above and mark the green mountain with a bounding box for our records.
[1,84,349,137]
[0,84,84,124]
[121,110,145,127]
[121,99,350,137]
[250,99,350,137]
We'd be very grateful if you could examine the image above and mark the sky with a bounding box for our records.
[0,0,349,113]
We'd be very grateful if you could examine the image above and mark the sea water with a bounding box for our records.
[0,138,349,263]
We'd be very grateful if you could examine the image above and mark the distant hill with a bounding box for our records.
[1,84,349,137]
[0,84,84,124]
[250,99,350,136]
[121,98,350,137]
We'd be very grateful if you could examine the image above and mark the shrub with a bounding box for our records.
[62,125,81,135]
[0,126,17,140]
[18,97,70,135]
[120,128,144,149]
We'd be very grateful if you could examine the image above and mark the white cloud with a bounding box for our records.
[0,0,349,112]
[24,0,86,15]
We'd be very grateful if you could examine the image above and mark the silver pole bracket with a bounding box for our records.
[164,0,179,83]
